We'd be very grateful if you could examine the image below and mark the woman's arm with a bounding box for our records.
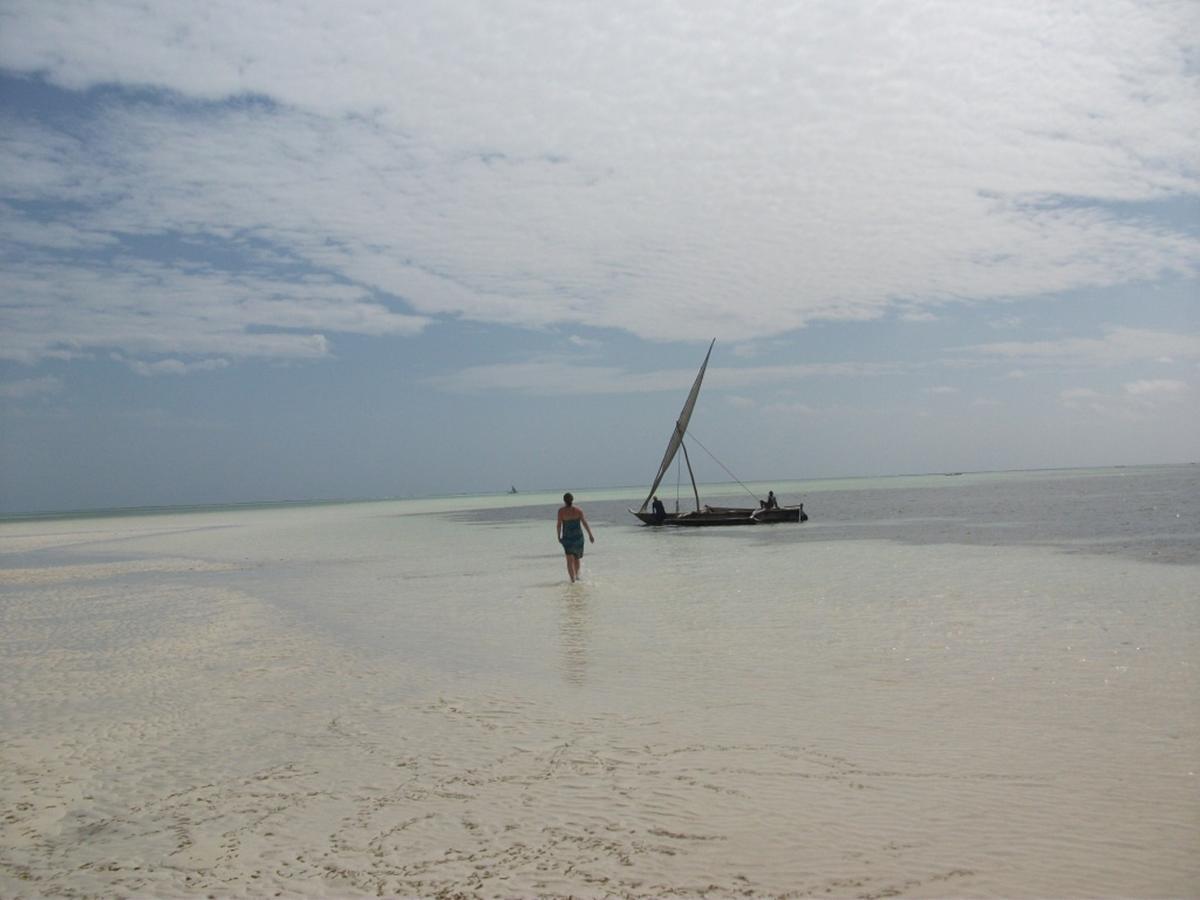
[581,511,595,542]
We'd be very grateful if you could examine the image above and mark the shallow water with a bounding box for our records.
[1,466,1197,897]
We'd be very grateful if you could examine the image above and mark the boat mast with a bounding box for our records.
[680,441,702,512]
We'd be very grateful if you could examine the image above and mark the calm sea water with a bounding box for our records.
[458,464,1200,564]
[2,464,1197,897]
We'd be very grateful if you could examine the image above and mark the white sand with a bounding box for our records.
[1,503,1197,897]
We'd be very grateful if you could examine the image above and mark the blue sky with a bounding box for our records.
[1,0,1198,513]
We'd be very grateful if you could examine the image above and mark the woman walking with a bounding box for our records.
[556,492,595,583]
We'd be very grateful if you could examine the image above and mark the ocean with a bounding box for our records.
[1,465,1197,897]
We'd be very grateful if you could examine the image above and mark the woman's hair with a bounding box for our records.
[563,492,574,506]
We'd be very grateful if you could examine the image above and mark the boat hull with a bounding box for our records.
[630,505,805,526]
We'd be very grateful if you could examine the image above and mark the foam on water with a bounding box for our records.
[1,466,1197,897]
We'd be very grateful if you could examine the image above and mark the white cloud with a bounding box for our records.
[1059,387,1107,413]
[924,385,960,395]
[0,255,428,364]
[0,375,63,399]
[760,401,820,417]
[1123,378,1188,398]
[0,0,1197,362]
[115,356,232,377]
[426,359,899,396]
[0,203,119,251]
[988,315,1024,330]
[965,328,1200,369]
[1060,379,1192,416]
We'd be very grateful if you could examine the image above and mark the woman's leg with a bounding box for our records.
[565,553,576,582]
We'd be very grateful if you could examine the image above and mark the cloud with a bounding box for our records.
[988,315,1024,330]
[0,202,119,251]
[0,254,428,364]
[924,385,960,395]
[0,0,1197,362]
[1123,378,1188,399]
[964,328,1200,369]
[1059,388,1104,411]
[0,375,63,399]
[426,359,899,396]
[760,401,820,417]
[114,356,232,377]
[1060,378,1191,416]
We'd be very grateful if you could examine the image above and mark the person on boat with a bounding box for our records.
[556,492,595,583]
[651,495,667,524]
[761,490,779,510]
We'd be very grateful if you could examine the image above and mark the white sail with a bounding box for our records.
[638,339,715,512]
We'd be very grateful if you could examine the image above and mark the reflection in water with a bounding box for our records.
[558,585,590,686]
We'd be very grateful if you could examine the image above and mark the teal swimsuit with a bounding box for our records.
[560,516,585,558]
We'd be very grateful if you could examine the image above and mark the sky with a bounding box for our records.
[1,0,1198,513]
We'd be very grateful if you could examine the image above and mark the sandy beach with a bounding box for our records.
[2,474,1198,897]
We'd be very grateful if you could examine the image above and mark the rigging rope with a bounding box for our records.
[686,431,762,503]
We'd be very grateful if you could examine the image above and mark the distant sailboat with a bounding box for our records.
[629,340,806,527]
[509,485,518,494]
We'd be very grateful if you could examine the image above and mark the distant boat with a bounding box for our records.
[629,340,807,527]
[508,485,518,494]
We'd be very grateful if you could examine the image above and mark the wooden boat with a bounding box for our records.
[629,340,808,527]
[702,504,804,524]
[630,504,805,527]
